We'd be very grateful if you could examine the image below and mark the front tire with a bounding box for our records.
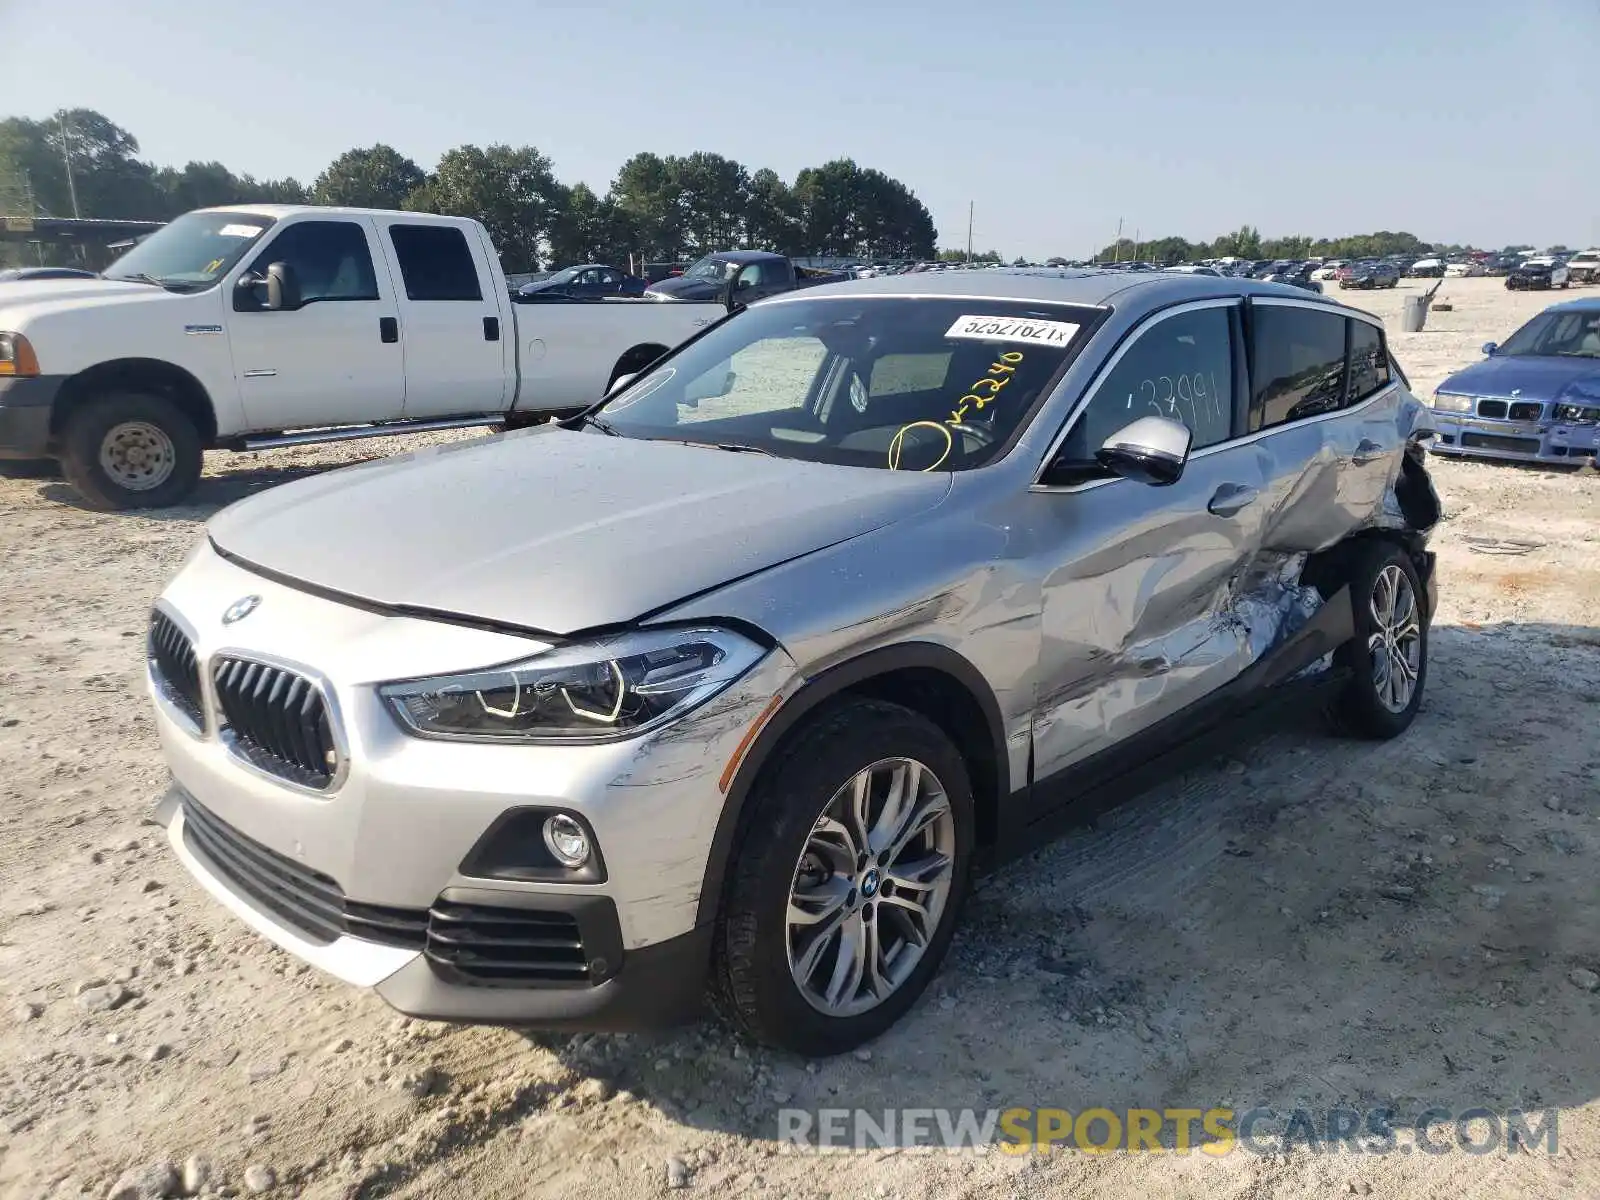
[1328,542,1428,739]
[709,698,974,1056]
[59,392,202,510]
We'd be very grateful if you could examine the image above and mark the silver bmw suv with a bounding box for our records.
[147,272,1440,1055]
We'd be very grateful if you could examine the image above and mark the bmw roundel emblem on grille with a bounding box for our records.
[222,595,262,625]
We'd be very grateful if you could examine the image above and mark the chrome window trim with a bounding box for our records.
[209,647,352,796]
[757,290,1115,310]
[1030,289,1401,494]
[148,601,210,741]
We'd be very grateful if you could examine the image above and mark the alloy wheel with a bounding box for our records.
[1368,564,1422,713]
[786,757,956,1018]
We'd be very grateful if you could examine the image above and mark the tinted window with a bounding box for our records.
[389,224,483,301]
[1057,305,1234,463]
[600,298,1096,471]
[1347,320,1391,402]
[1251,305,1347,428]
[249,220,377,303]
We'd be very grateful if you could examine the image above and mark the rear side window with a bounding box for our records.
[1347,320,1391,403]
[388,225,483,301]
[1250,305,1347,428]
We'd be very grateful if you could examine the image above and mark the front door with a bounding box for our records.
[378,220,508,419]
[1026,301,1268,786]
[228,217,405,431]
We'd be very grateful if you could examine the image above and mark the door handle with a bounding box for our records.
[1207,483,1258,517]
[483,316,500,342]
[1352,439,1384,464]
[379,317,399,344]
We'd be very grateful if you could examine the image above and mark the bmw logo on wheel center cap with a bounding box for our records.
[222,595,261,625]
[860,868,880,898]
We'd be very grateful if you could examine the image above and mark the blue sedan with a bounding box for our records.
[1429,298,1600,464]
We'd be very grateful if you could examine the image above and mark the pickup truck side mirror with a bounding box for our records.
[264,262,300,311]
[235,262,301,312]
[1481,341,1498,356]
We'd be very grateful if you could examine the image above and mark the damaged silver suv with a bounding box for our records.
[146,272,1440,1056]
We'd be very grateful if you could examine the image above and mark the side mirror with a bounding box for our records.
[264,262,300,311]
[607,372,637,396]
[1482,341,1498,356]
[1094,416,1193,486]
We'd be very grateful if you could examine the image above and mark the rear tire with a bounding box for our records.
[59,392,203,510]
[1328,542,1428,740]
[709,698,974,1056]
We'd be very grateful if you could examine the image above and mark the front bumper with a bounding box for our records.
[148,541,798,1027]
[1429,411,1600,464]
[154,783,712,1029]
[0,375,64,459]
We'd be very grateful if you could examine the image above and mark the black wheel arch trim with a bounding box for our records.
[692,640,1009,928]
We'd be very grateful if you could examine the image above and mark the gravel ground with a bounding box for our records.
[2,277,1598,1199]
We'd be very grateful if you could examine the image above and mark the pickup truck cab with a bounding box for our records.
[0,205,723,509]
[645,250,840,304]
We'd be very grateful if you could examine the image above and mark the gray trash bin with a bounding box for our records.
[1401,294,1429,332]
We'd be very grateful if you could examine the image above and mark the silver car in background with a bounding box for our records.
[146,272,1440,1055]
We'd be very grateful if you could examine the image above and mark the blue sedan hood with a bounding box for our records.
[1440,355,1600,404]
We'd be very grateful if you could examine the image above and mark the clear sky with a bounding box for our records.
[1,0,1595,258]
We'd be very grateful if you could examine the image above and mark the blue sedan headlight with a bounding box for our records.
[1431,393,1474,414]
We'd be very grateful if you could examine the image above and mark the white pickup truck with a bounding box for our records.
[0,205,724,508]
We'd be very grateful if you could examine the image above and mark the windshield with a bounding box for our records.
[594,296,1098,470]
[103,211,274,290]
[1497,311,1600,358]
[682,254,737,281]
[543,268,580,285]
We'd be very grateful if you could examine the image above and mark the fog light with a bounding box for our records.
[543,814,591,868]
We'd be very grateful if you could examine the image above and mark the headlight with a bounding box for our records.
[0,332,40,377]
[380,626,766,743]
[1431,393,1475,413]
[1554,403,1600,425]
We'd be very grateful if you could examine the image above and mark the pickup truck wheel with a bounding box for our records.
[709,698,974,1056]
[60,392,202,510]
[1328,543,1428,740]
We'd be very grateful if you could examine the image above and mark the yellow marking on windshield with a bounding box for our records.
[888,350,1024,470]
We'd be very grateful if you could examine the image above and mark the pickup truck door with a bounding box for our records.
[375,219,508,419]
[227,216,405,431]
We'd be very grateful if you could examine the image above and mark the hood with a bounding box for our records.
[207,427,952,635]
[0,277,183,320]
[1440,355,1600,404]
[646,275,721,301]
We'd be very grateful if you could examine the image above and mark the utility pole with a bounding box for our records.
[1112,218,1122,264]
[966,201,974,264]
[1133,227,1140,263]
[58,112,81,219]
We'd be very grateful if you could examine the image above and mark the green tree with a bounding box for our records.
[548,182,627,266]
[311,144,426,209]
[0,109,166,218]
[609,151,684,261]
[673,151,749,253]
[412,143,563,273]
[745,167,800,253]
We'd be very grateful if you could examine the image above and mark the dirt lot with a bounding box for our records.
[1,276,1598,1200]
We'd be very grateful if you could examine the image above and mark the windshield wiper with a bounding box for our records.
[575,411,622,436]
[711,442,774,456]
[108,272,171,289]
